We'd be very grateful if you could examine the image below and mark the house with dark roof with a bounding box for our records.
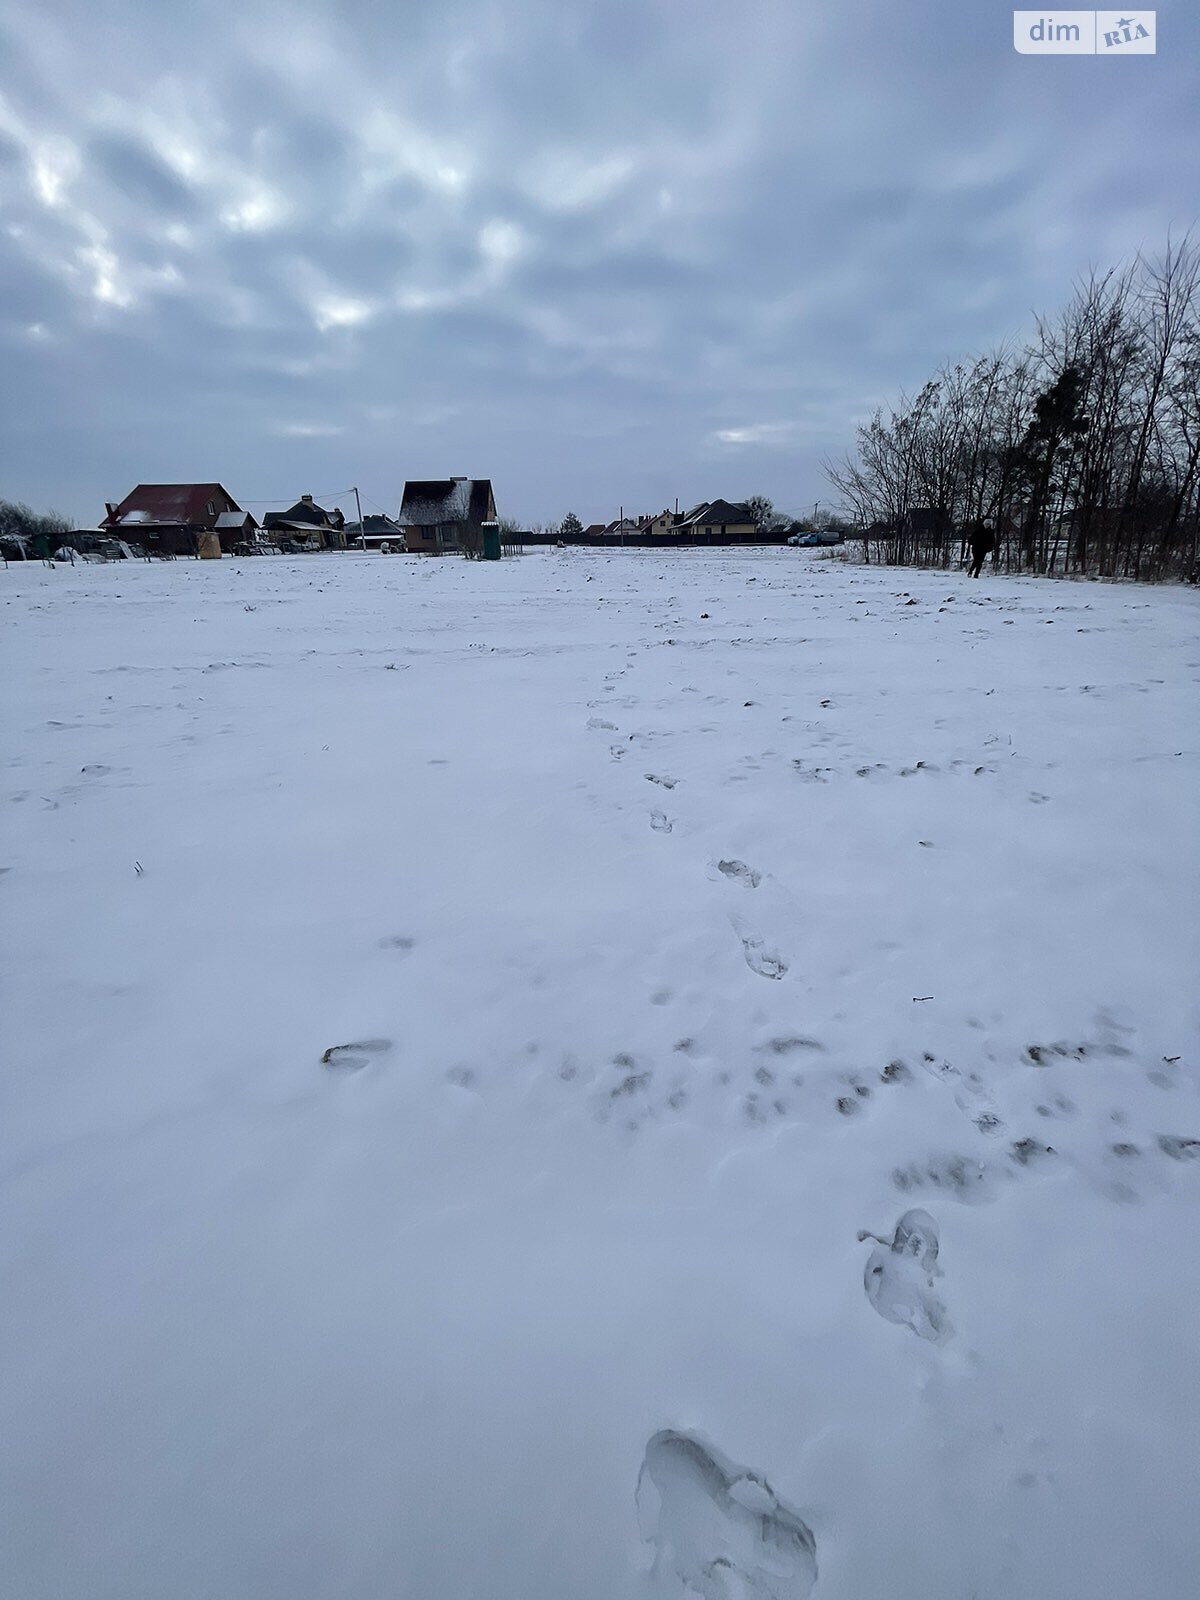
[214,510,262,550]
[673,500,758,541]
[262,494,346,550]
[397,478,496,555]
[602,516,644,540]
[102,483,245,557]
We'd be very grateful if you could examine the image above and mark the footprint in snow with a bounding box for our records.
[637,1430,817,1600]
[920,1053,1005,1136]
[859,1208,951,1343]
[893,1151,1010,1204]
[1158,1134,1200,1161]
[649,809,673,833]
[717,858,761,887]
[320,1038,393,1073]
[737,928,788,980]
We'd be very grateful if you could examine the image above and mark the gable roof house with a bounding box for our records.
[214,509,262,550]
[603,516,645,540]
[674,499,758,542]
[262,494,346,550]
[639,510,677,538]
[397,479,496,555]
[102,483,245,557]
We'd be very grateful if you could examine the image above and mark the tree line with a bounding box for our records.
[1,498,71,553]
[824,237,1200,579]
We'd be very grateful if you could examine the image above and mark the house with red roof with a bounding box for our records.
[102,484,252,557]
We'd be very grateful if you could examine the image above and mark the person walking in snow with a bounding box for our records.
[967,523,995,578]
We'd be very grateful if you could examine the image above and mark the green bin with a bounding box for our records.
[481,521,501,560]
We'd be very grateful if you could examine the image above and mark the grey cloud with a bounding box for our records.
[86,132,198,215]
[0,0,1197,527]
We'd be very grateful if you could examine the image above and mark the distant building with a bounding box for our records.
[356,513,407,551]
[638,511,677,537]
[262,494,346,550]
[214,510,262,550]
[673,500,758,541]
[603,516,642,538]
[397,478,496,554]
[102,483,245,557]
[526,500,789,547]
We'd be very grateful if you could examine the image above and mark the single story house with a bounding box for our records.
[214,510,262,550]
[673,499,758,541]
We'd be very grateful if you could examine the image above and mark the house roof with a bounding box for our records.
[397,479,493,528]
[468,480,494,525]
[215,510,258,530]
[104,483,238,528]
[263,498,342,529]
[677,499,754,528]
[361,514,402,534]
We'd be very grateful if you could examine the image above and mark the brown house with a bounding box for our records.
[397,478,496,554]
[103,483,245,557]
[214,510,262,550]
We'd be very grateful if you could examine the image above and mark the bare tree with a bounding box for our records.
[823,236,1200,580]
[745,495,774,529]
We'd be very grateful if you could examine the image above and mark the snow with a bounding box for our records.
[2,548,1198,1600]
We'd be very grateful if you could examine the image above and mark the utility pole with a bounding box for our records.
[353,486,365,552]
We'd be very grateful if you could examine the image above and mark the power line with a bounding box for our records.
[235,487,359,506]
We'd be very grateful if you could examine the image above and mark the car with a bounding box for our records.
[787,530,844,547]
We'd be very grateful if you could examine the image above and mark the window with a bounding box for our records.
[206,501,215,517]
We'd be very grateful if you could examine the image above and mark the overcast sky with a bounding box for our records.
[0,0,1195,528]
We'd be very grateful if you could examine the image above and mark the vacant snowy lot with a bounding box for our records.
[3,549,1198,1599]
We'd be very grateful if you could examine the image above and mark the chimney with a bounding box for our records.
[301,493,313,505]
[105,502,116,520]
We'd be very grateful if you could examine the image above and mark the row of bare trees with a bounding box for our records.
[824,238,1200,579]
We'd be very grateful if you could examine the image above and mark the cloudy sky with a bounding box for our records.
[0,0,1195,528]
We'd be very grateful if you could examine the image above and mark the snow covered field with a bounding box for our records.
[3,548,1198,1600]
